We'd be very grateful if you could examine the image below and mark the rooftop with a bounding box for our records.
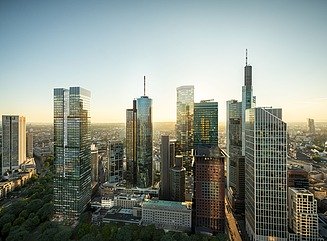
[143,200,192,211]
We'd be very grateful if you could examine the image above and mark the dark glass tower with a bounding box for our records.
[193,100,218,148]
[53,87,91,223]
[126,100,137,186]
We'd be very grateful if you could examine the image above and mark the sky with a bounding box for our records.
[0,0,326,123]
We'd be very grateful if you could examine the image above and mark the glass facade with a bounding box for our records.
[53,87,91,223]
[108,141,124,183]
[1,115,26,175]
[176,85,194,155]
[136,96,153,188]
[193,101,218,148]
[245,107,288,240]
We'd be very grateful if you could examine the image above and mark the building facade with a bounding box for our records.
[226,99,245,213]
[193,147,226,234]
[160,135,171,200]
[288,187,323,241]
[170,155,185,202]
[126,100,137,186]
[53,87,91,223]
[142,200,192,232]
[245,107,288,240]
[136,95,153,188]
[176,85,194,157]
[108,141,124,183]
[26,131,33,158]
[1,115,26,176]
[91,144,99,186]
[193,100,218,149]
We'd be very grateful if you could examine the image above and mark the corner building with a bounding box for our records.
[53,87,91,223]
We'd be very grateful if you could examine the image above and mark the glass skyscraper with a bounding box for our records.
[1,115,26,175]
[53,87,91,223]
[126,100,137,186]
[193,100,218,148]
[245,107,288,240]
[176,85,194,156]
[136,95,153,188]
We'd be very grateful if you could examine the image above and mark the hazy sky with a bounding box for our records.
[0,0,326,123]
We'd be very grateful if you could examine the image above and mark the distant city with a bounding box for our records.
[1,54,327,241]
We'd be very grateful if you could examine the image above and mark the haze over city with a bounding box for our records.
[0,0,326,123]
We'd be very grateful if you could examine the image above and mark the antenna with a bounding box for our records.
[143,76,146,96]
[246,49,248,66]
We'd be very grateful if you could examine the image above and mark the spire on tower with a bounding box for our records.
[143,76,146,96]
[246,49,248,66]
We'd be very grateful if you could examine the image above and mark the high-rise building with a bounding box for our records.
[107,141,124,183]
[170,155,185,202]
[245,107,288,240]
[125,78,153,188]
[288,188,323,241]
[226,100,244,213]
[193,147,226,234]
[176,85,194,157]
[1,115,26,175]
[136,93,153,188]
[91,144,99,186]
[193,100,218,149]
[53,87,91,223]
[160,135,171,200]
[26,131,33,158]
[308,118,316,135]
[126,100,137,186]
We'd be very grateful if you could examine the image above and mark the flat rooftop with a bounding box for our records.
[143,200,192,211]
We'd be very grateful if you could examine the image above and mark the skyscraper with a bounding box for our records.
[53,87,91,223]
[176,85,194,158]
[1,115,26,175]
[226,100,244,213]
[170,155,185,202]
[193,100,218,148]
[193,147,226,234]
[26,131,33,158]
[245,107,288,240]
[91,144,99,187]
[107,141,124,183]
[126,100,137,186]
[160,135,171,200]
[308,118,316,135]
[136,93,153,188]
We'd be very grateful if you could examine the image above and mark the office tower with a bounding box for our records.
[26,131,33,158]
[287,167,309,189]
[1,115,26,175]
[136,93,153,188]
[108,141,124,183]
[193,147,226,234]
[288,188,323,240]
[53,87,91,223]
[176,85,194,158]
[91,144,99,186]
[226,100,244,213]
[245,107,288,240]
[193,100,218,148]
[242,50,255,155]
[308,118,315,135]
[170,155,185,202]
[160,135,170,200]
[126,100,137,186]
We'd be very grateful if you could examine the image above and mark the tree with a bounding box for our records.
[37,203,54,222]
[1,222,12,237]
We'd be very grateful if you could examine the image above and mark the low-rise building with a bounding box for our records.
[142,199,192,232]
[288,187,323,241]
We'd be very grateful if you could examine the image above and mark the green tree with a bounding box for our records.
[1,222,12,237]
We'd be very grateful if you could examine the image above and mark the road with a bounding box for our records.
[225,197,243,241]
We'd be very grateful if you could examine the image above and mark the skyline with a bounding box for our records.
[1,1,327,123]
